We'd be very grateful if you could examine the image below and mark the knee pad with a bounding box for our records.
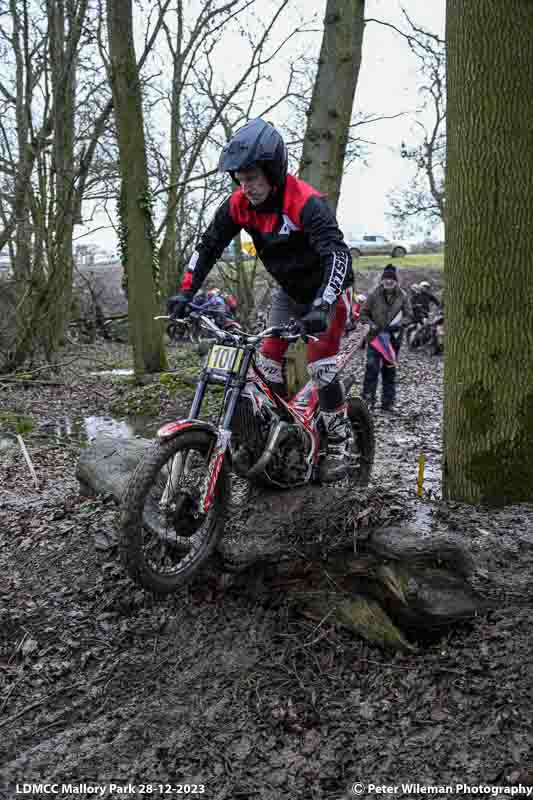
[256,354,283,384]
[307,356,338,389]
[308,357,344,411]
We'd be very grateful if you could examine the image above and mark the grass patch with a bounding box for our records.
[110,382,165,417]
[0,411,35,434]
[109,348,207,416]
[353,253,444,270]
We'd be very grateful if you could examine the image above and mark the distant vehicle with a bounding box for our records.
[347,234,411,259]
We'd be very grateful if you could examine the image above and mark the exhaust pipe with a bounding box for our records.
[246,420,289,479]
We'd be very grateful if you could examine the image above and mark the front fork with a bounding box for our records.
[166,380,243,515]
[199,428,232,514]
[159,425,233,515]
[161,354,251,514]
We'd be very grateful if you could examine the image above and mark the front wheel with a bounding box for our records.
[350,247,361,259]
[347,396,375,486]
[120,430,230,593]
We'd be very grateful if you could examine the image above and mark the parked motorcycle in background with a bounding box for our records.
[166,297,241,344]
[406,311,444,355]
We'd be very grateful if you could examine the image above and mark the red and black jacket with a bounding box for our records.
[180,174,353,306]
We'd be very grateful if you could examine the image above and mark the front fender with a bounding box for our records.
[157,418,218,441]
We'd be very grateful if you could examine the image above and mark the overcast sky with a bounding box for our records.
[78,0,445,256]
[339,0,445,240]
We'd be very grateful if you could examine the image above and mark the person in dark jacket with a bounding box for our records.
[411,280,441,323]
[360,264,412,411]
[170,117,354,466]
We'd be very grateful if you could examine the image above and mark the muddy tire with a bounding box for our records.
[347,396,375,486]
[120,431,230,593]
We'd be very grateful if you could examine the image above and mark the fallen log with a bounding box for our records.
[77,436,492,651]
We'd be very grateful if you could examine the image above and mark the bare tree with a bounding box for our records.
[299,0,365,210]
[150,0,308,299]
[0,0,172,371]
[374,10,446,232]
[0,0,91,368]
[106,0,166,376]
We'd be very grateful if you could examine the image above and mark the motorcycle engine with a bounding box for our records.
[263,425,310,487]
[231,397,310,486]
[231,396,271,476]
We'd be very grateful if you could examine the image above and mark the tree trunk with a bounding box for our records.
[5,0,88,369]
[107,0,166,376]
[159,40,184,300]
[299,0,365,210]
[39,0,79,360]
[444,0,533,504]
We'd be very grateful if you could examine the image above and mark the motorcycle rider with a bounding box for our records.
[412,280,441,323]
[171,117,354,466]
[360,264,412,411]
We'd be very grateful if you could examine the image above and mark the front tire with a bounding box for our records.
[120,431,230,593]
[347,396,375,486]
[392,246,407,258]
[350,247,361,259]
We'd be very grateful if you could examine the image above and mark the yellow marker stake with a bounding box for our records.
[417,453,426,497]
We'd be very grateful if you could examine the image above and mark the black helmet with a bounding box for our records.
[218,118,288,189]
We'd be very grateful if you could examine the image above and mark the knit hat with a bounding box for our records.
[381,263,398,281]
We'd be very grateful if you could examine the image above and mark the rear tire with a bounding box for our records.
[120,431,230,593]
[350,247,361,259]
[347,396,375,486]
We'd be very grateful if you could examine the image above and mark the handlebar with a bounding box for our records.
[195,313,317,345]
[155,312,317,345]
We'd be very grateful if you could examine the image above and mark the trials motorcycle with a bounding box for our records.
[120,313,375,593]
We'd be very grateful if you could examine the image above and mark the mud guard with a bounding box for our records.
[157,418,218,441]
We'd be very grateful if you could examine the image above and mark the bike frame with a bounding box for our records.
[156,316,367,512]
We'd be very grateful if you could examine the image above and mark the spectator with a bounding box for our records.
[360,264,412,412]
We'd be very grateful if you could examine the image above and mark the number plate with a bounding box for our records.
[207,345,244,374]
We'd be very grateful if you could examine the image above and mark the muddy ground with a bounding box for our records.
[1,335,533,800]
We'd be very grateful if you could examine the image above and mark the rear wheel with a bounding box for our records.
[347,396,375,486]
[350,247,361,259]
[120,431,230,593]
[392,246,407,258]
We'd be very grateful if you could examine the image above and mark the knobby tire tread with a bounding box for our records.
[120,431,229,594]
